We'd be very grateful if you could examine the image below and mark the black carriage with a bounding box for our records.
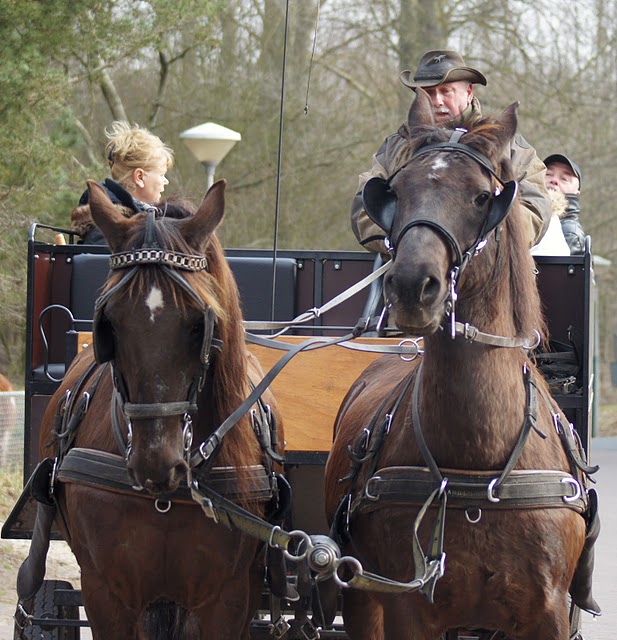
[2,221,596,639]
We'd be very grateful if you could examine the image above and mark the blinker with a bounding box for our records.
[93,303,114,364]
[362,177,397,236]
[481,180,517,240]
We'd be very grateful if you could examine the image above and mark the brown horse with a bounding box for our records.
[36,181,283,639]
[324,90,592,639]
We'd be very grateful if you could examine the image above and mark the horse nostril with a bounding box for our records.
[172,460,188,482]
[418,275,440,305]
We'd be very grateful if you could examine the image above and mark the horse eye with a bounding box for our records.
[474,192,490,207]
[190,316,204,343]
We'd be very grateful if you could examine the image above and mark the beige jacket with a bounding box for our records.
[351,99,551,254]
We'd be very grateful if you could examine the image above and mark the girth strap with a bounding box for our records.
[56,447,275,503]
[357,466,587,513]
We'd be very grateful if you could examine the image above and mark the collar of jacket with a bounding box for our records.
[397,97,483,139]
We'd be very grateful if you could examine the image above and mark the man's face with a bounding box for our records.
[423,81,473,124]
[545,162,580,195]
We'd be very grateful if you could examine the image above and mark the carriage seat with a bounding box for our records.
[226,256,297,324]
[31,254,298,382]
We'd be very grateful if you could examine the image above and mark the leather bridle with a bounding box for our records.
[92,210,220,460]
[362,128,536,347]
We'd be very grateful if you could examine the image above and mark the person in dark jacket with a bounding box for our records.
[71,121,174,244]
[544,154,586,255]
[351,50,552,254]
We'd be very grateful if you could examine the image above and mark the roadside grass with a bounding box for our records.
[0,467,22,523]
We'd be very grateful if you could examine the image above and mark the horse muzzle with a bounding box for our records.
[126,422,190,496]
[384,259,449,336]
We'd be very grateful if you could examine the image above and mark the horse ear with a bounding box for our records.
[179,179,226,250]
[87,180,134,251]
[408,88,435,130]
[363,177,397,235]
[494,101,519,151]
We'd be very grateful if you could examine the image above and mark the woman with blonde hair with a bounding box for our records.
[72,121,174,244]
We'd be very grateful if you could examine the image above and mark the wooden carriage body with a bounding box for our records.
[2,223,596,637]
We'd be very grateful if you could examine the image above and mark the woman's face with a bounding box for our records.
[132,156,169,203]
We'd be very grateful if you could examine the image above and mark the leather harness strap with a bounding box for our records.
[356,466,586,514]
[56,447,275,504]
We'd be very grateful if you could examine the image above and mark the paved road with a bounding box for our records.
[582,437,617,640]
[1,439,616,639]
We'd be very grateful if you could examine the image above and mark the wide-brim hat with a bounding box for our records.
[544,154,582,186]
[400,50,487,89]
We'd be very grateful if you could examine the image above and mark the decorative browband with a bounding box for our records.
[109,249,208,272]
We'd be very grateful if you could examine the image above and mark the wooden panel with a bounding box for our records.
[76,332,398,453]
[77,332,93,352]
[250,337,400,452]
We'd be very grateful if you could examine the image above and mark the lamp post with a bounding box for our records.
[180,122,241,190]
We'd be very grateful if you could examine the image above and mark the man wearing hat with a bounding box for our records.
[544,154,586,255]
[351,50,551,253]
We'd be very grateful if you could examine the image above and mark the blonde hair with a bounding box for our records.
[105,121,174,190]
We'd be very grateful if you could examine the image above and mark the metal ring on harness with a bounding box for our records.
[282,530,312,562]
[465,507,482,524]
[561,477,582,503]
[398,338,421,362]
[155,499,172,513]
[523,329,542,351]
[487,478,500,503]
[364,476,382,501]
[333,556,364,589]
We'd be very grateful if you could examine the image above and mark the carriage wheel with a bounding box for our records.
[14,580,80,640]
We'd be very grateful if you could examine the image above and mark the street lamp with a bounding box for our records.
[180,122,241,190]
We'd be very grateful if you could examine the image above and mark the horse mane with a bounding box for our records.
[396,114,546,340]
[102,199,261,472]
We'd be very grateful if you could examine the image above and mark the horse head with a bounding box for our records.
[88,180,228,496]
[365,89,525,336]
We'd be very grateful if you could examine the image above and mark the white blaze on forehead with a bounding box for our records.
[428,157,449,180]
[145,286,164,322]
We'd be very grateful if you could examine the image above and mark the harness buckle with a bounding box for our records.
[364,475,382,501]
[300,619,321,640]
[270,616,291,639]
[463,323,477,341]
[198,495,219,523]
[199,435,220,461]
